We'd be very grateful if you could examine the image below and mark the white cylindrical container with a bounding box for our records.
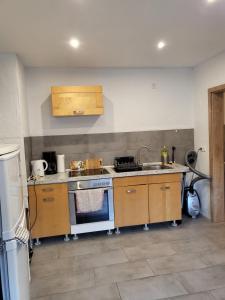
[57,154,65,173]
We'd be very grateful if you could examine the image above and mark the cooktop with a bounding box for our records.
[68,168,109,177]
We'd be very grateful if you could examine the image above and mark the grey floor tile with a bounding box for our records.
[31,256,80,279]
[77,249,128,270]
[58,239,106,258]
[94,260,154,285]
[174,265,225,293]
[210,287,225,299]
[170,237,219,254]
[30,269,95,298]
[201,249,225,266]
[168,292,215,299]
[123,242,176,261]
[31,284,121,300]
[147,253,207,275]
[117,274,188,300]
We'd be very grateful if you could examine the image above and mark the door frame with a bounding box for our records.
[208,84,225,222]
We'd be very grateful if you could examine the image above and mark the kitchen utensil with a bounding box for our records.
[31,160,48,177]
[57,154,65,173]
[84,158,103,170]
[70,160,84,171]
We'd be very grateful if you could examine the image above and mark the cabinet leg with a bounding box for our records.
[143,224,149,231]
[34,238,41,246]
[64,234,70,242]
[73,234,79,240]
[171,220,178,227]
[115,227,120,235]
[107,229,113,236]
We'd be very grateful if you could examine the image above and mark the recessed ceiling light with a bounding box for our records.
[157,41,166,49]
[69,38,80,49]
[207,0,216,3]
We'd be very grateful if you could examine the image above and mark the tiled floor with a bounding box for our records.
[30,217,225,300]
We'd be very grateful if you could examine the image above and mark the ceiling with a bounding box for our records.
[0,0,225,68]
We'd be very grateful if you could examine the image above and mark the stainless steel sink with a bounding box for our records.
[141,164,173,171]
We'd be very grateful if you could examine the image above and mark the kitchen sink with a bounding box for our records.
[141,164,173,171]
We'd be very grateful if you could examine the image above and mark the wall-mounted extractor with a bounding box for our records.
[51,85,104,116]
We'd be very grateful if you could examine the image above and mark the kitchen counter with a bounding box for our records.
[27,163,189,185]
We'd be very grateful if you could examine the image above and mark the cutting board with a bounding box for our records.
[84,158,103,169]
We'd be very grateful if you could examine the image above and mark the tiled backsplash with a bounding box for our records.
[24,129,194,175]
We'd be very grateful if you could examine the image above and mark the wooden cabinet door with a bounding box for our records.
[149,182,181,223]
[28,183,70,238]
[114,185,149,227]
[165,181,181,221]
[51,86,103,116]
[148,183,166,223]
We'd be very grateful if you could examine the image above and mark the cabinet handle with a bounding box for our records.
[165,186,170,190]
[126,189,136,194]
[43,197,54,202]
[42,187,54,192]
[73,110,84,115]
[160,186,165,191]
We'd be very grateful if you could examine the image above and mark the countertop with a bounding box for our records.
[27,163,189,186]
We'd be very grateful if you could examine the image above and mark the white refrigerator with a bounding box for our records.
[0,144,30,300]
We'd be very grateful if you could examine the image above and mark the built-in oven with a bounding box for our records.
[68,178,114,239]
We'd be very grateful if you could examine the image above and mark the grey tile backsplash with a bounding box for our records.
[24,129,194,175]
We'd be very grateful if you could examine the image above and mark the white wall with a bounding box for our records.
[26,67,194,136]
[0,54,29,206]
[194,50,225,218]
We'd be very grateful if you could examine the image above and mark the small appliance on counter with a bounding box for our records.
[57,154,65,173]
[31,159,48,177]
[42,151,57,174]
[114,156,141,172]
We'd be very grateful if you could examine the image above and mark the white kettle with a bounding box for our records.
[31,160,48,177]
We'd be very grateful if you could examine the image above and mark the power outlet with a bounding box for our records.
[199,147,206,152]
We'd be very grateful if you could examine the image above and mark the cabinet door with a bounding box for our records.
[149,182,181,223]
[28,183,70,238]
[165,182,181,221]
[114,185,149,227]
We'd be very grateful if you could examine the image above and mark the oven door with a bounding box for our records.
[69,188,113,225]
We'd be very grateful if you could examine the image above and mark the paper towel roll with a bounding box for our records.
[57,154,65,173]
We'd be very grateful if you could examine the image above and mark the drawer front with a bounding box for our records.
[148,173,181,184]
[113,176,148,187]
[28,183,70,238]
[114,184,149,227]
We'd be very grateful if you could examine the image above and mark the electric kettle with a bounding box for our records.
[31,160,48,177]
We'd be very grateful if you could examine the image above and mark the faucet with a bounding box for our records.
[136,146,151,166]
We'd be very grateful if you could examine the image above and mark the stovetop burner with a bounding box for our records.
[69,168,109,177]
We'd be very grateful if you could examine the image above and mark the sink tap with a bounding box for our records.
[136,146,151,166]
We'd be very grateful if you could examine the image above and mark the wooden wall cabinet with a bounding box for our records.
[113,173,182,228]
[51,85,103,116]
[28,183,70,239]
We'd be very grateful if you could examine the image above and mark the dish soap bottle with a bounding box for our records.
[161,145,169,165]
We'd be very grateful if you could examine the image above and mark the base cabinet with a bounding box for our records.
[149,182,181,223]
[113,173,182,228]
[28,183,70,239]
[114,185,149,227]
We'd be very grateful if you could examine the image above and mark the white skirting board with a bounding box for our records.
[71,221,114,234]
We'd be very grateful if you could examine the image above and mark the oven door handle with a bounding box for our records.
[68,187,112,193]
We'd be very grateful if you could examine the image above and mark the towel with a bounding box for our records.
[76,189,105,213]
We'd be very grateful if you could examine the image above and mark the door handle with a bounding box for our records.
[42,187,54,192]
[43,197,54,202]
[126,189,136,194]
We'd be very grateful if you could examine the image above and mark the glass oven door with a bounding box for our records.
[68,188,113,225]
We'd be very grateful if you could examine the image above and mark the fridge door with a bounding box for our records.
[1,240,30,300]
[0,148,24,240]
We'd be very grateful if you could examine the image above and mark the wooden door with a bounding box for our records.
[114,185,149,227]
[149,182,181,223]
[28,183,70,238]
